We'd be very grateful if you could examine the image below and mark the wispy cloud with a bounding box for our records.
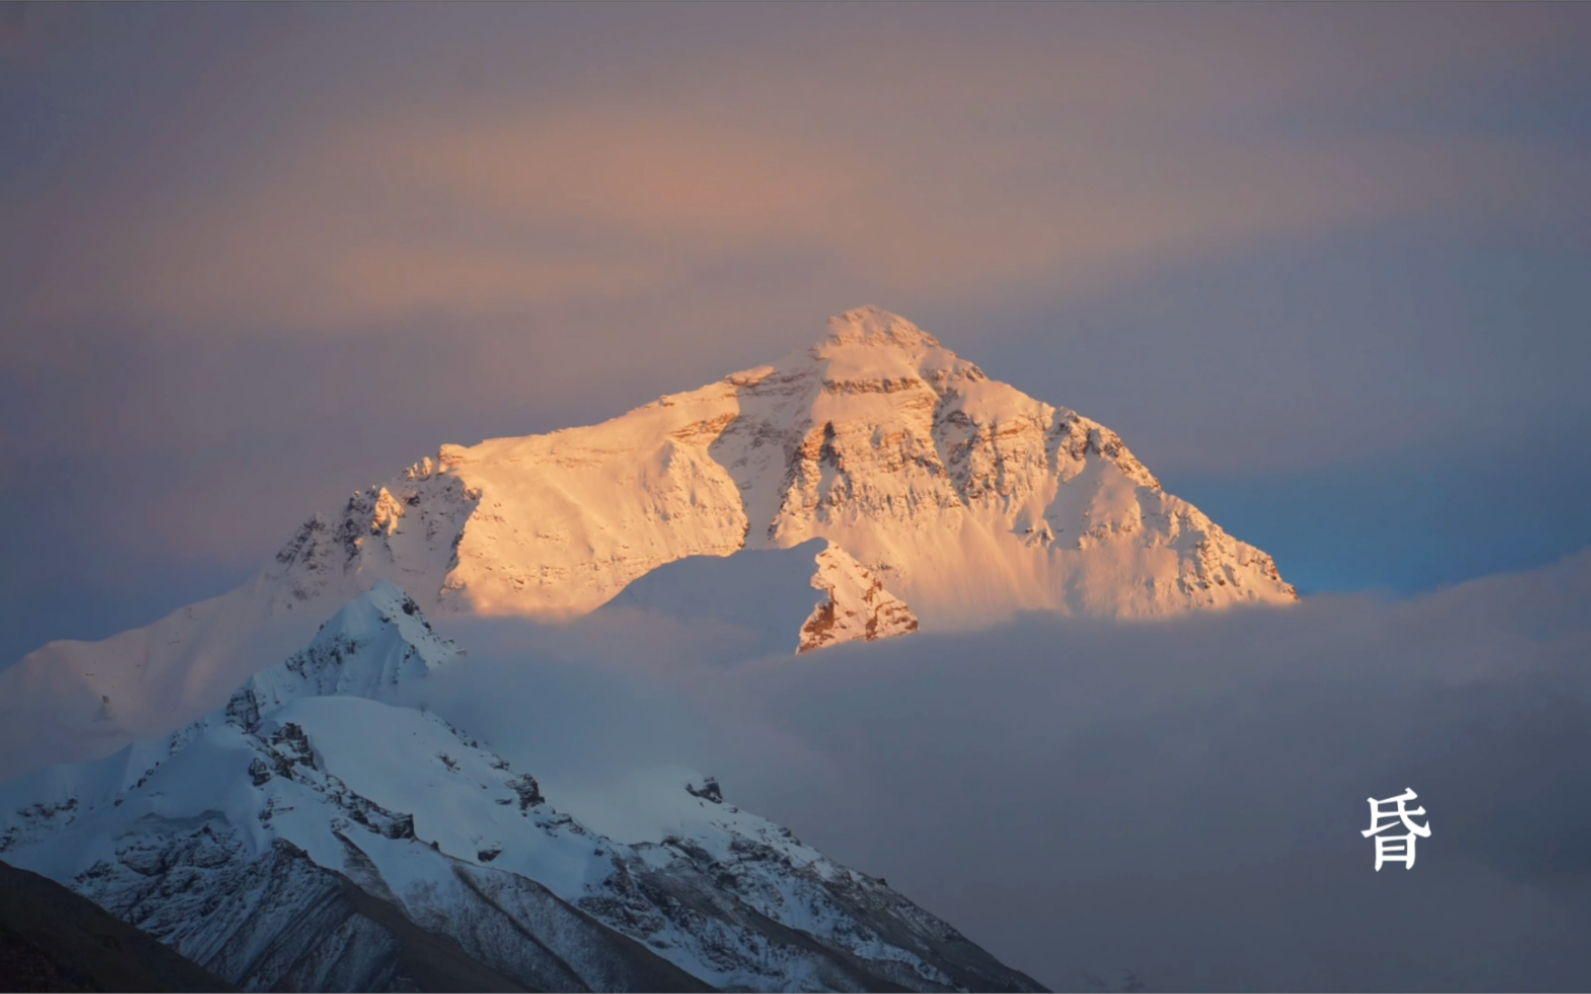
[5,4,1587,342]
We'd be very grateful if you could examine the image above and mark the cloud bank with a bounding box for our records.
[408,550,1591,990]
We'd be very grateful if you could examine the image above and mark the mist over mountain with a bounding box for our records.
[3,309,1584,991]
[0,307,1299,992]
[4,5,1589,990]
[406,551,1591,991]
[0,308,1292,783]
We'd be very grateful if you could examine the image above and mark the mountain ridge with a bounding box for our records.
[0,586,1044,993]
[0,307,1294,782]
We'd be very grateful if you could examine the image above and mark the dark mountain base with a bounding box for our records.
[0,859,231,993]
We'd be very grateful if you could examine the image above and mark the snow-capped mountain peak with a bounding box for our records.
[224,579,458,730]
[0,587,1042,993]
[0,307,1293,782]
[362,306,1292,627]
[820,304,944,350]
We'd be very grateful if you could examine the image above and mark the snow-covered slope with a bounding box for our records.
[410,306,1293,625]
[0,588,1041,993]
[0,306,1293,779]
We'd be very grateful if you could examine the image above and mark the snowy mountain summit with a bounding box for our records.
[0,307,1294,781]
[0,307,1297,992]
[291,305,1293,628]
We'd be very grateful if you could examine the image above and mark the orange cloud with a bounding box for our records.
[5,3,1587,344]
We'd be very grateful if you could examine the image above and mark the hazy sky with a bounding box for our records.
[3,2,1591,665]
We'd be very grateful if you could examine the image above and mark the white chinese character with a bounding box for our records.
[1362,788,1431,870]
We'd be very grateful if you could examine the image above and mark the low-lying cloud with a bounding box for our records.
[411,551,1591,990]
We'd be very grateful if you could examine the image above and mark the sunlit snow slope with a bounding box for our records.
[418,306,1293,623]
[0,307,1292,778]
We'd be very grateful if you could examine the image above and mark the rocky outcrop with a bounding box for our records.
[799,544,919,652]
[0,858,233,993]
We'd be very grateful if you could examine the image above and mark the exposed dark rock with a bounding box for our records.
[685,777,723,804]
[0,858,232,992]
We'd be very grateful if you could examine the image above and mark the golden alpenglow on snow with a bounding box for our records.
[317,306,1295,625]
[0,308,1293,778]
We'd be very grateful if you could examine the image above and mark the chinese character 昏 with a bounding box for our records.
[1362,788,1431,870]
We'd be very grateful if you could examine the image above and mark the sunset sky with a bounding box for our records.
[3,2,1590,667]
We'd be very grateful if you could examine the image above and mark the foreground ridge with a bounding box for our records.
[0,586,1045,993]
[0,858,233,992]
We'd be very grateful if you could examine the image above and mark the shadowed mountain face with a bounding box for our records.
[0,859,232,993]
[0,584,1045,994]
